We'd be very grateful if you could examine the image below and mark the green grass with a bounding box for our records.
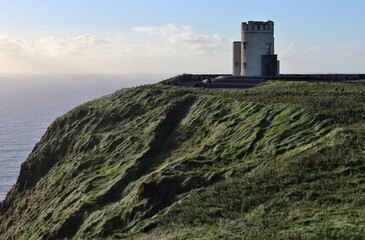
[1,80,365,239]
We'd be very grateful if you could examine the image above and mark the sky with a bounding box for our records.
[0,0,364,74]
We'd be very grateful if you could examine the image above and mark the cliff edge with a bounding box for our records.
[1,80,365,239]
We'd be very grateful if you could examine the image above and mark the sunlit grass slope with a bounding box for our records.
[1,80,365,239]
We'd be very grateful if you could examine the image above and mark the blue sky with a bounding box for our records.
[0,0,364,74]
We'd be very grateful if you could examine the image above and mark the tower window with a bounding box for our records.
[243,62,247,69]
[243,42,247,49]
[266,43,272,54]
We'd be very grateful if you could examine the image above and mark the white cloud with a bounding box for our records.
[306,46,320,52]
[342,44,365,58]
[0,24,230,74]
[0,34,186,61]
[132,23,226,55]
[0,28,229,74]
[277,41,365,73]
[0,35,170,73]
[132,23,192,38]
[0,36,27,58]
[279,42,295,59]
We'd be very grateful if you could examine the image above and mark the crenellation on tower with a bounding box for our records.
[242,21,274,33]
[233,20,279,77]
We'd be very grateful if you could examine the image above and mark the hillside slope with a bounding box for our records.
[1,81,365,239]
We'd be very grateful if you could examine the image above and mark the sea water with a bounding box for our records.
[0,73,171,201]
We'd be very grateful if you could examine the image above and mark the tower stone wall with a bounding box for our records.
[241,21,275,76]
[232,20,278,77]
[232,41,241,76]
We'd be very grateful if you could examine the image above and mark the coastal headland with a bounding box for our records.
[1,76,365,239]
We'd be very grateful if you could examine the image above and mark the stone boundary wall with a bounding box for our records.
[278,74,365,81]
[161,74,365,87]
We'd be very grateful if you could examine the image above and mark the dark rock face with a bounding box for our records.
[0,83,348,239]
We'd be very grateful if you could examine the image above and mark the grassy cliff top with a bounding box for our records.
[1,80,365,239]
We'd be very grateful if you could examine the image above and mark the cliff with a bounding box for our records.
[1,80,365,239]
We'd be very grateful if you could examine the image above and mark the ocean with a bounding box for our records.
[0,73,171,201]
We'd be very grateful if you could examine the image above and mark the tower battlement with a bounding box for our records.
[241,21,274,33]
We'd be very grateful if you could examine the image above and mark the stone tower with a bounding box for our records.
[232,20,279,77]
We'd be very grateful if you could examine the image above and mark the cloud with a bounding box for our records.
[0,24,229,73]
[0,24,226,63]
[132,23,192,38]
[32,35,144,59]
[0,31,229,74]
[279,42,295,59]
[132,23,226,55]
[280,43,321,60]
[306,46,320,52]
[344,49,365,58]
[0,35,167,73]
[276,41,365,73]
[0,34,181,60]
[0,36,27,58]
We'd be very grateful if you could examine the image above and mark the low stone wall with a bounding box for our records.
[161,73,365,88]
[279,74,365,81]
